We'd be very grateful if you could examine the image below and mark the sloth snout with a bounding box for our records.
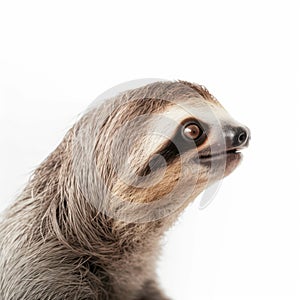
[223,125,251,149]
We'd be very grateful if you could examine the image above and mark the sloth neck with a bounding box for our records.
[13,137,180,262]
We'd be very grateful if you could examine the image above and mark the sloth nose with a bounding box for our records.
[233,126,250,148]
[223,125,250,149]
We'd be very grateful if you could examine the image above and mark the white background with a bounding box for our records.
[0,1,299,299]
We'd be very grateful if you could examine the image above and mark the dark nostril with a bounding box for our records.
[235,127,249,147]
[238,131,247,144]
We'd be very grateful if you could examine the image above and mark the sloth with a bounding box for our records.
[0,81,250,300]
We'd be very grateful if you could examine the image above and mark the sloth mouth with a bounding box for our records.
[196,149,242,164]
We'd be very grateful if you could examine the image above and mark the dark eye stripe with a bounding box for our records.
[140,119,208,176]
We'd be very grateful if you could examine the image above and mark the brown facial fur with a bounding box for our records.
[0,81,248,300]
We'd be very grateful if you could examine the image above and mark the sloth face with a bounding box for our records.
[73,81,250,221]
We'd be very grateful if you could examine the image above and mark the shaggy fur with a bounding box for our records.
[0,81,248,299]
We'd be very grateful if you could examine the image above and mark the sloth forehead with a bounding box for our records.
[112,80,223,118]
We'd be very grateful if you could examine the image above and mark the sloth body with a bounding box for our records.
[0,81,250,299]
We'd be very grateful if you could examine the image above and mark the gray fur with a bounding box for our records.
[0,81,243,299]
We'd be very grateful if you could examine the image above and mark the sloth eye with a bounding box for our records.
[182,122,203,140]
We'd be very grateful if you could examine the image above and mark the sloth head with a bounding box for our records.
[72,81,250,222]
